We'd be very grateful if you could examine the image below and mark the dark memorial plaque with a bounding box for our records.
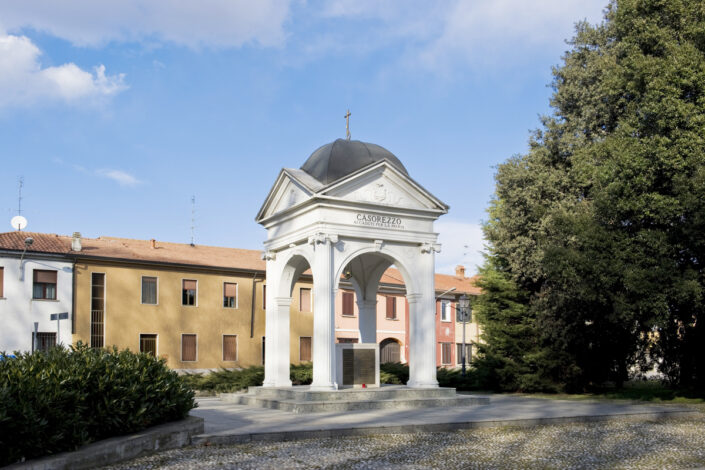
[342,348,376,385]
[354,349,375,384]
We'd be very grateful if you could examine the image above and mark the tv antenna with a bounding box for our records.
[190,195,196,246]
[10,177,28,231]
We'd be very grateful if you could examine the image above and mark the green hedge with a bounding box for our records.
[0,343,195,466]
[183,363,314,393]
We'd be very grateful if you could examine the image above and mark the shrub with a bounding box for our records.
[290,362,313,385]
[0,342,195,466]
[380,362,409,384]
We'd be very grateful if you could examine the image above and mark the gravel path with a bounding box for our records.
[103,415,705,470]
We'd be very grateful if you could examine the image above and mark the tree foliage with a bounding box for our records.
[475,0,705,391]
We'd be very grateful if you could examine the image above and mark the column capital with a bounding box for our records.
[406,293,422,304]
[420,242,441,254]
[357,299,378,309]
[262,250,277,261]
[308,232,339,246]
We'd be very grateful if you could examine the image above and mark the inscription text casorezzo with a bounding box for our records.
[354,213,404,230]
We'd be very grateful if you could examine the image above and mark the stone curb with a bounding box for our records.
[7,416,204,470]
[191,410,698,446]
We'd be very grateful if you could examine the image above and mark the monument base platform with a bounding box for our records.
[220,385,489,413]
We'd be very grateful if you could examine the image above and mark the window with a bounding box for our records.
[223,282,237,308]
[0,266,4,297]
[457,343,472,365]
[441,342,452,365]
[141,276,158,305]
[182,279,197,306]
[300,287,311,312]
[181,334,197,362]
[223,335,237,361]
[337,337,358,343]
[262,285,266,309]
[34,332,56,352]
[90,273,105,348]
[440,300,451,322]
[33,270,57,300]
[342,291,355,316]
[300,336,312,361]
[140,334,157,356]
[262,336,266,364]
[386,296,397,320]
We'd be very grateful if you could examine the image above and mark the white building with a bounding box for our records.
[0,232,73,353]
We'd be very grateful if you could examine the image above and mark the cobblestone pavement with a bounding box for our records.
[104,414,705,470]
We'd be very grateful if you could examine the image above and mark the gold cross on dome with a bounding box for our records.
[344,109,351,140]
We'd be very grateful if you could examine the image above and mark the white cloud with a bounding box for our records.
[96,169,141,187]
[417,0,607,70]
[435,219,486,277]
[0,33,126,108]
[0,0,290,48]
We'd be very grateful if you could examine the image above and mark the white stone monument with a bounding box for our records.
[256,138,448,390]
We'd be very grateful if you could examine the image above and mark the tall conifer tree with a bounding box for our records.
[476,0,705,391]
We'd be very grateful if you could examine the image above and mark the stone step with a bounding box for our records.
[234,385,458,402]
[222,393,489,413]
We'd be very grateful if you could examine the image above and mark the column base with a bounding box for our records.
[262,379,293,388]
[406,380,439,388]
[309,383,338,391]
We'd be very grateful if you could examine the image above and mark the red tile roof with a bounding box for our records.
[0,232,480,295]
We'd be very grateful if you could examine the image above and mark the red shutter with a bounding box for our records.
[386,296,396,319]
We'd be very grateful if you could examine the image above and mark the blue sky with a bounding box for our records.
[0,0,606,275]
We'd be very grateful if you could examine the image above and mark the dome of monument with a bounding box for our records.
[301,138,408,185]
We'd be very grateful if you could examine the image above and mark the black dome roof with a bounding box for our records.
[301,139,408,185]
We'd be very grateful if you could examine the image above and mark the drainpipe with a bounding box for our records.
[250,273,261,338]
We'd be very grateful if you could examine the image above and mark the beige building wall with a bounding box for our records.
[73,260,277,370]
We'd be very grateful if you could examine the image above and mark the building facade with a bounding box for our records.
[0,231,480,371]
[0,232,74,353]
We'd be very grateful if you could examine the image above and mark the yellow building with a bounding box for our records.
[70,235,319,371]
[0,232,482,371]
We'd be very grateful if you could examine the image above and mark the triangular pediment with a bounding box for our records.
[320,161,447,211]
[256,169,315,221]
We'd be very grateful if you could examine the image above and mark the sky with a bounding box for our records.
[0,0,607,276]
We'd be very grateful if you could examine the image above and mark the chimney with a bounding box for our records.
[150,239,156,249]
[455,265,466,279]
[71,232,82,252]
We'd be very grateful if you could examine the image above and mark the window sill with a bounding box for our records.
[341,314,356,318]
[32,298,59,302]
[440,319,452,323]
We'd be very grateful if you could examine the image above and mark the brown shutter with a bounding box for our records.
[441,343,451,364]
[34,270,57,283]
[300,336,312,361]
[223,335,237,361]
[342,292,354,315]
[262,285,266,309]
[300,288,311,312]
[386,296,396,319]
[183,279,197,290]
[0,267,4,297]
[182,334,197,361]
[224,282,237,297]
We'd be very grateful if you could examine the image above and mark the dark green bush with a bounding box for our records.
[0,342,195,466]
[290,362,313,385]
[380,362,409,384]
[184,366,265,393]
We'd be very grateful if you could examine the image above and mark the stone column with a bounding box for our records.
[407,243,439,388]
[309,233,337,390]
[263,294,293,388]
[357,299,378,343]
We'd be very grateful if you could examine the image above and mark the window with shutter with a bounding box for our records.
[300,288,311,312]
[182,279,197,306]
[223,335,237,361]
[342,291,354,316]
[300,336,312,361]
[33,270,57,300]
[140,334,157,356]
[386,296,397,319]
[223,282,237,308]
[441,342,452,364]
[0,267,4,297]
[182,334,197,361]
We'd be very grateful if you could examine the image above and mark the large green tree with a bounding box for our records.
[475,0,705,391]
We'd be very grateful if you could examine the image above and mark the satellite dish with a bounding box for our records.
[11,215,27,231]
